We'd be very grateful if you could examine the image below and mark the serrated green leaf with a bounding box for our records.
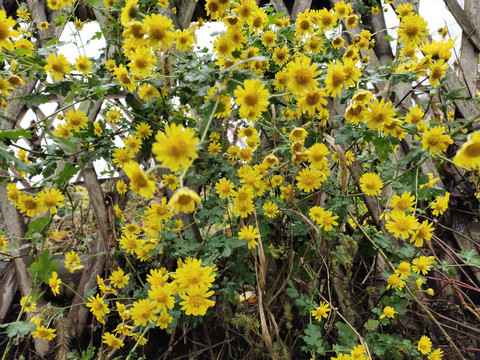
[28,250,59,284]
[364,319,379,330]
[0,129,32,142]
[0,321,36,338]
[28,216,52,233]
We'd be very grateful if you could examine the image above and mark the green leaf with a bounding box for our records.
[301,323,325,354]
[28,250,59,284]
[28,216,52,233]
[54,163,79,187]
[364,319,379,330]
[20,93,50,108]
[336,322,357,347]
[459,249,480,266]
[0,321,36,338]
[0,129,32,142]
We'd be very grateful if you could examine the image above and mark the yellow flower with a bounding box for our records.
[112,148,134,167]
[14,38,34,55]
[418,335,432,355]
[380,306,397,319]
[123,162,156,199]
[32,326,56,340]
[135,122,153,139]
[412,256,432,275]
[208,142,222,155]
[262,201,279,218]
[359,172,383,196]
[0,10,19,51]
[124,135,143,154]
[386,273,405,291]
[65,109,88,132]
[238,225,261,249]
[234,78,270,122]
[40,22,49,30]
[272,46,290,66]
[127,46,155,78]
[296,168,323,193]
[428,59,448,88]
[17,193,42,217]
[130,299,159,327]
[430,192,450,216]
[325,61,345,98]
[175,29,195,51]
[75,55,92,76]
[285,55,321,95]
[102,332,124,348]
[389,191,415,215]
[38,188,65,214]
[54,122,73,137]
[179,288,215,316]
[116,180,127,194]
[385,212,419,239]
[49,271,62,296]
[109,267,130,289]
[143,13,174,49]
[169,188,201,213]
[20,296,36,313]
[86,294,110,323]
[365,98,396,131]
[44,53,71,81]
[410,220,434,247]
[397,13,428,46]
[454,131,480,169]
[113,64,136,91]
[156,310,173,329]
[162,174,179,191]
[428,349,444,360]
[215,178,235,199]
[397,262,411,279]
[65,250,84,273]
[0,235,7,252]
[311,302,330,321]
[152,123,199,172]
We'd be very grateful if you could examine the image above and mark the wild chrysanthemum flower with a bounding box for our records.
[123,162,156,199]
[156,310,173,329]
[109,267,129,289]
[86,294,110,323]
[422,125,452,154]
[365,98,396,131]
[152,123,199,172]
[386,272,406,290]
[130,299,159,327]
[215,178,235,199]
[0,10,19,51]
[325,61,346,98]
[296,168,323,193]
[102,332,124,348]
[17,193,42,217]
[428,59,448,88]
[286,55,321,95]
[389,191,415,215]
[143,13,174,49]
[112,148,134,167]
[412,256,432,275]
[418,335,432,355]
[179,288,215,316]
[234,78,270,121]
[162,174,179,191]
[38,188,65,214]
[272,46,290,66]
[20,296,36,312]
[380,306,397,319]
[311,302,330,321]
[430,192,450,216]
[428,349,444,360]
[75,55,92,76]
[174,29,195,51]
[397,262,411,278]
[397,13,428,46]
[145,198,173,223]
[44,53,71,81]
[116,180,127,194]
[148,284,175,311]
[65,109,88,132]
[239,225,261,249]
[385,212,419,239]
[454,131,480,169]
[173,257,216,292]
[169,188,201,214]
[32,326,56,340]
[410,220,434,247]
[113,64,136,91]
[262,201,279,218]
[49,271,62,296]
[359,172,383,196]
